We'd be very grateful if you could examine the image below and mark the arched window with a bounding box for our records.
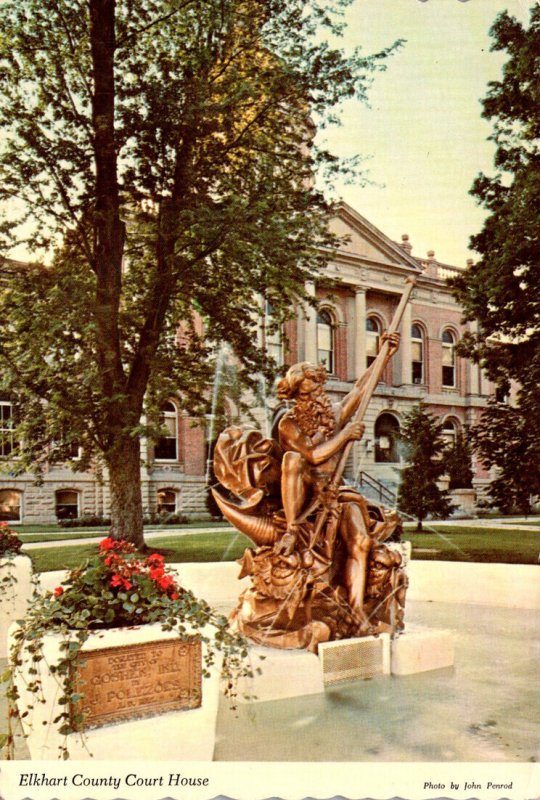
[0,489,22,522]
[157,489,177,515]
[442,329,456,387]
[442,418,458,447]
[55,489,79,520]
[0,402,17,457]
[366,316,381,368]
[374,413,401,463]
[411,323,424,385]
[264,300,283,366]
[155,401,178,461]
[317,309,335,373]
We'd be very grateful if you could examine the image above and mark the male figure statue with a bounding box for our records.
[275,332,400,627]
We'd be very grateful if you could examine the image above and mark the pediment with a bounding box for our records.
[330,202,421,271]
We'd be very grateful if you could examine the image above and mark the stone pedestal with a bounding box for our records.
[450,488,477,516]
[234,646,324,703]
[390,628,455,675]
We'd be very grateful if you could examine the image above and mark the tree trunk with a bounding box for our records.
[106,435,145,549]
[416,518,423,533]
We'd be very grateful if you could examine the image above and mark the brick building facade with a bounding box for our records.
[0,202,493,524]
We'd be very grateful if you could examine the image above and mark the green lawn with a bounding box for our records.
[19,531,108,543]
[25,525,539,572]
[27,530,252,572]
[402,526,540,565]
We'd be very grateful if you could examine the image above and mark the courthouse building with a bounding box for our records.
[0,202,493,524]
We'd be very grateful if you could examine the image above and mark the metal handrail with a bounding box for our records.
[356,471,397,507]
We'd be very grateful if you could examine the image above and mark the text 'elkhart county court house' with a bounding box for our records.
[0,202,496,525]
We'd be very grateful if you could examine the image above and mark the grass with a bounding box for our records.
[402,526,540,565]
[19,532,109,543]
[25,525,539,572]
[27,530,252,573]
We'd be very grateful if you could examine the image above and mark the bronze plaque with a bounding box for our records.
[70,638,202,729]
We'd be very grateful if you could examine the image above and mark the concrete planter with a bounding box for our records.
[450,487,477,515]
[0,555,33,658]
[9,621,223,760]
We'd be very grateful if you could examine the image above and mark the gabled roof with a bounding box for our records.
[332,201,423,272]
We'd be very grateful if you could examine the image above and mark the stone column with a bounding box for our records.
[468,321,480,394]
[400,298,412,386]
[354,286,366,379]
[304,281,317,363]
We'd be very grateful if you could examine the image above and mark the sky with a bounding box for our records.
[317,0,533,267]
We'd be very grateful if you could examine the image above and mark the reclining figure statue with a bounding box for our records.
[212,334,409,652]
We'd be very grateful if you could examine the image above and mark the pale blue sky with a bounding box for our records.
[318,0,532,267]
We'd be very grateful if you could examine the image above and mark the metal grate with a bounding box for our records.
[319,636,389,685]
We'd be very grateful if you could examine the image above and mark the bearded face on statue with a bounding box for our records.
[276,362,336,438]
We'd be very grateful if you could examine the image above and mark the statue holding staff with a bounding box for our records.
[212,278,415,650]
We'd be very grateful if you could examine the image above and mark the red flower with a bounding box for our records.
[157,574,175,591]
[146,553,165,567]
[170,592,179,601]
[149,566,165,580]
[110,573,123,587]
[53,587,64,597]
[99,537,115,551]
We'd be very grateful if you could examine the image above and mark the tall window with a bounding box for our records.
[442,329,456,387]
[374,413,401,463]
[0,489,22,522]
[55,490,79,520]
[366,316,381,368]
[264,300,283,366]
[442,418,458,447]
[0,402,16,457]
[155,401,178,461]
[411,324,424,385]
[157,489,177,515]
[317,309,334,373]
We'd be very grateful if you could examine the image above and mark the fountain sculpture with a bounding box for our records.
[212,279,415,652]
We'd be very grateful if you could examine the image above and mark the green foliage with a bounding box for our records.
[0,522,23,556]
[6,536,252,758]
[449,5,540,511]
[469,399,540,514]
[397,405,454,531]
[445,428,474,490]
[0,0,401,542]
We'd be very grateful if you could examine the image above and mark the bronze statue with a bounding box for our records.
[212,279,415,651]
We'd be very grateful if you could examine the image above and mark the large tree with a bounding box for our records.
[450,5,540,510]
[0,0,399,546]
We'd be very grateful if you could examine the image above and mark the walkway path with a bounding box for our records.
[19,526,228,550]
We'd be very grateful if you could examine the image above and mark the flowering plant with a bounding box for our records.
[0,522,23,557]
[49,537,186,628]
[4,537,252,759]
